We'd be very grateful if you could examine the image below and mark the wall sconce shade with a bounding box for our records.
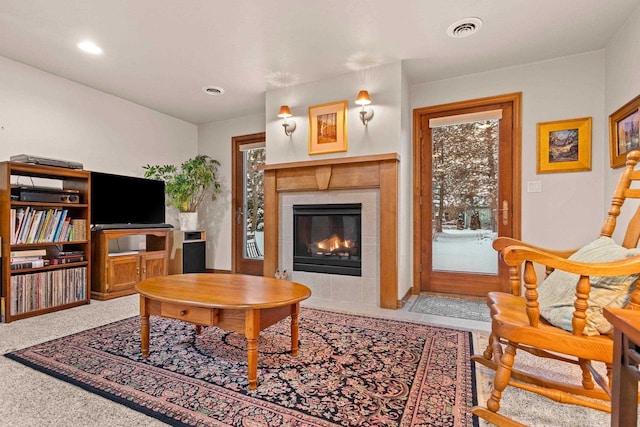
[278,105,296,136]
[278,105,292,118]
[355,90,374,125]
[355,90,372,106]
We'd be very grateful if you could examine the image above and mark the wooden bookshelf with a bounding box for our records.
[0,162,91,322]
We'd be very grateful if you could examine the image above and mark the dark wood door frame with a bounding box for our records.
[412,92,522,296]
[232,132,265,275]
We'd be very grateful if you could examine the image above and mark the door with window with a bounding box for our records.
[414,93,521,296]
[232,133,265,276]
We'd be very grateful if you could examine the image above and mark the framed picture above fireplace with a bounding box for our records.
[308,100,348,155]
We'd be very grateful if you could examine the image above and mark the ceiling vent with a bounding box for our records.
[202,86,225,96]
[447,17,483,38]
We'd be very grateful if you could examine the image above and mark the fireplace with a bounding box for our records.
[293,203,362,276]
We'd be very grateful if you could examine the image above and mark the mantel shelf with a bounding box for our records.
[261,153,399,171]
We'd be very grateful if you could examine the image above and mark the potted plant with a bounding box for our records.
[143,155,222,230]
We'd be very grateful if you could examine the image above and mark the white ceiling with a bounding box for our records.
[1,1,638,124]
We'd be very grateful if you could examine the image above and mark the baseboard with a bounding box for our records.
[398,288,413,308]
[207,268,232,274]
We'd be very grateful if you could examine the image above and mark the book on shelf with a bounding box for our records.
[48,255,85,265]
[12,207,30,244]
[31,210,47,243]
[10,208,81,244]
[10,257,49,270]
[52,210,68,241]
[39,209,56,242]
[71,219,86,241]
[18,209,35,243]
[9,266,87,315]
[10,249,47,258]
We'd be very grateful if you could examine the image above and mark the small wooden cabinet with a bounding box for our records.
[91,227,170,300]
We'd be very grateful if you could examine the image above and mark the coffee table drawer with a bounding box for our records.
[153,301,218,325]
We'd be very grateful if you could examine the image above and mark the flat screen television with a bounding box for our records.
[90,171,169,229]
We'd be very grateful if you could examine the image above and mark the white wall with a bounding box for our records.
[0,56,197,229]
[604,5,640,242]
[410,51,606,250]
[197,114,265,270]
[0,57,196,178]
[265,62,403,162]
[265,62,410,299]
[399,67,412,298]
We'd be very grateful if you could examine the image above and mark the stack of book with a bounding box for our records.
[47,250,85,265]
[10,248,49,270]
[10,208,82,244]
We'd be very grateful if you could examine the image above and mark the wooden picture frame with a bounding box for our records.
[308,100,348,155]
[609,94,640,168]
[536,117,591,174]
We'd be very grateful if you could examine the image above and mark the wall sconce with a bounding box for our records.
[278,105,296,136]
[355,90,374,125]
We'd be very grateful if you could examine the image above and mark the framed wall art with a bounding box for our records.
[536,117,592,173]
[609,94,640,168]
[308,100,348,155]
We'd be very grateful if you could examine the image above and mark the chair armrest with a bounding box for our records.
[493,237,577,258]
[501,245,640,277]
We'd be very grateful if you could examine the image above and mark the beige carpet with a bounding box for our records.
[473,330,620,427]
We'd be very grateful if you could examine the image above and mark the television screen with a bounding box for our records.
[90,171,167,228]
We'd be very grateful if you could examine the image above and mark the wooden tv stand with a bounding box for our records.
[91,227,170,300]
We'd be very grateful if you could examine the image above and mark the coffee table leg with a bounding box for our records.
[291,303,300,357]
[245,309,260,389]
[140,296,150,358]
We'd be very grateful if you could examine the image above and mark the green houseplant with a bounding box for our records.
[143,155,222,229]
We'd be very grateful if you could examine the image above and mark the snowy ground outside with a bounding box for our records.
[432,228,498,274]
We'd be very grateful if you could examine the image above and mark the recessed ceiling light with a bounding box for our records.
[202,86,225,96]
[447,17,483,38]
[77,40,103,55]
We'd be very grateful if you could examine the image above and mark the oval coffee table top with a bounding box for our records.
[135,273,312,309]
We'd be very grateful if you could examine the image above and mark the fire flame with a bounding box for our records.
[316,234,352,252]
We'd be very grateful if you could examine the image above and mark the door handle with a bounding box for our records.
[499,200,509,225]
[493,200,509,225]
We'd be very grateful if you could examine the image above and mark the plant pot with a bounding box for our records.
[179,212,198,231]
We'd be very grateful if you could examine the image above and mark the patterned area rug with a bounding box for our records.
[6,308,477,427]
[409,295,491,323]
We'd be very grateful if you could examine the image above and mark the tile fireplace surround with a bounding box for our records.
[262,154,399,309]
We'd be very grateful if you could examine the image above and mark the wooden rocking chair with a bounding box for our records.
[472,151,640,426]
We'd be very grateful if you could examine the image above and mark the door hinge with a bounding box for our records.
[420,196,423,206]
[419,263,423,273]
[419,129,423,139]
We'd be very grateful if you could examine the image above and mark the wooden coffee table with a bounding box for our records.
[134,273,312,389]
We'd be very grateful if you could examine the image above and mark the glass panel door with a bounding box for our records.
[232,133,265,276]
[431,119,499,275]
[242,145,265,260]
[416,94,519,297]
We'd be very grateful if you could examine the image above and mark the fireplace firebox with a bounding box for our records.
[293,204,362,276]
